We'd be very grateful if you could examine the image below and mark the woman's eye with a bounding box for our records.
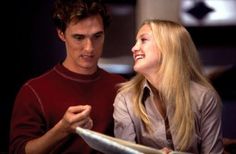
[141,38,148,43]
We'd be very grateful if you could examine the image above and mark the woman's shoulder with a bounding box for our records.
[116,88,134,100]
[190,81,217,98]
[190,81,221,112]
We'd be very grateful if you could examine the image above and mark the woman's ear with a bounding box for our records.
[57,29,65,41]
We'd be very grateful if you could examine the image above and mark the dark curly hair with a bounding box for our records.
[52,0,111,32]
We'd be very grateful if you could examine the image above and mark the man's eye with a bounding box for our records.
[93,32,104,39]
[74,35,84,40]
[94,34,101,38]
[94,34,103,40]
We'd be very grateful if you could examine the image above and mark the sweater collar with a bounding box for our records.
[54,63,102,82]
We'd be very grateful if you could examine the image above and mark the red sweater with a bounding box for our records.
[10,63,126,154]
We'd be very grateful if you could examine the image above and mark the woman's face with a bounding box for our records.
[132,24,161,76]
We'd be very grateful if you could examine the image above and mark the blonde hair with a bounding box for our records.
[119,19,214,151]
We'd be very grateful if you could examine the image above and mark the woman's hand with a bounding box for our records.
[161,147,172,154]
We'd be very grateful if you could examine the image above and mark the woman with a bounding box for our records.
[113,19,223,154]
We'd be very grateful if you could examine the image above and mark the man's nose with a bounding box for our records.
[84,38,94,52]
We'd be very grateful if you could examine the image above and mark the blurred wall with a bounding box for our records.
[136,0,181,29]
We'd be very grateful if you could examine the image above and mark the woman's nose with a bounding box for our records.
[131,42,139,53]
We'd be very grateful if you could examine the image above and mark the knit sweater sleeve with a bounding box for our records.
[9,83,46,154]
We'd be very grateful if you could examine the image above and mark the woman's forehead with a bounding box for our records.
[137,25,152,37]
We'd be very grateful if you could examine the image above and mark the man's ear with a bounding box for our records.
[57,29,65,41]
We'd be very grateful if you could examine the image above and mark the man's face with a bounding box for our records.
[58,14,105,75]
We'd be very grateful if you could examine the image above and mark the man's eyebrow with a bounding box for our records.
[94,31,104,35]
[72,31,104,37]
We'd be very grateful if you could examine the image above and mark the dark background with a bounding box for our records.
[1,0,235,153]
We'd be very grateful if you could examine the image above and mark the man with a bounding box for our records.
[9,0,126,153]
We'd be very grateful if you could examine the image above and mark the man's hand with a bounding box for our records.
[59,105,93,135]
[25,105,93,154]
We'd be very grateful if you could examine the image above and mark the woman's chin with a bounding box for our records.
[133,66,144,74]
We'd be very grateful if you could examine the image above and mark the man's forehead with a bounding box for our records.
[67,15,104,35]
